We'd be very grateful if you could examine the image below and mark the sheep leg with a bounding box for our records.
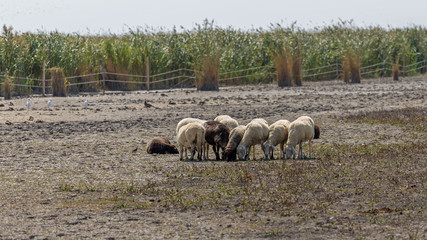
[179,145,184,160]
[214,145,221,161]
[309,140,312,159]
[270,147,275,160]
[197,143,202,161]
[190,146,195,161]
[298,143,303,159]
[280,144,284,160]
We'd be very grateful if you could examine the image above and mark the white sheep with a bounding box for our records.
[176,117,206,159]
[262,119,291,160]
[237,118,269,160]
[177,122,205,161]
[285,116,315,160]
[176,117,205,135]
[214,115,238,130]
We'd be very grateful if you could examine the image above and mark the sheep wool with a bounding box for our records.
[224,125,246,161]
[214,115,239,130]
[262,119,290,160]
[177,122,206,161]
[285,116,315,159]
[237,118,269,160]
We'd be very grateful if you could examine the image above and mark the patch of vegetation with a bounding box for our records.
[343,107,426,131]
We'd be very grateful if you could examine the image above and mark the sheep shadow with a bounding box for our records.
[179,157,318,162]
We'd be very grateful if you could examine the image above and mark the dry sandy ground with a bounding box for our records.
[0,77,426,239]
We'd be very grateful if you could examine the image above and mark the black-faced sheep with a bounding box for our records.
[237,118,269,160]
[203,120,230,160]
[262,119,290,160]
[314,124,320,139]
[223,125,246,161]
[146,137,179,154]
[214,115,239,130]
[285,116,315,159]
[177,122,205,161]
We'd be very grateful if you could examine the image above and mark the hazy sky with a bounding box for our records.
[1,0,426,34]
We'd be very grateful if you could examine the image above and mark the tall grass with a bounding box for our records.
[1,21,426,92]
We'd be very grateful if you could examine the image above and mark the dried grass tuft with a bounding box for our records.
[3,77,12,100]
[292,55,303,86]
[273,51,292,87]
[342,51,361,83]
[196,55,220,91]
[392,59,399,81]
[50,68,67,97]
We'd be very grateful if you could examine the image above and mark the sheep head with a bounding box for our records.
[314,124,320,139]
[169,145,179,154]
[237,145,247,160]
[262,142,274,160]
[224,147,236,161]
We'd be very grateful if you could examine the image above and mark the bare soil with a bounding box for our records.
[0,77,426,239]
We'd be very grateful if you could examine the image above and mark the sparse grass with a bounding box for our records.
[51,107,426,239]
[343,107,426,131]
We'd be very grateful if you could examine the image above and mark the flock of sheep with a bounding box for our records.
[147,115,320,161]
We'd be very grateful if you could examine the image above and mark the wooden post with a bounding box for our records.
[42,60,46,96]
[382,60,385,77]
[402,48,406,77]
[102,57,105,94]
[335,56,339,79]
[145,56,150,90]
[424,59,426,74]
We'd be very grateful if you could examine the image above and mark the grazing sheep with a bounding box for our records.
[176,117,205,135]
[177,122,205,161]
[237,118,269,160]
[214,115,239,130]
[224,125,246,161]
[262,120,291,160]
[285,116,315,160]
[176,117,206,159]
[203,121,230,160]
[146,137,179,154]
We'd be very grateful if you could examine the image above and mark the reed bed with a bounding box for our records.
[1,21,426,92]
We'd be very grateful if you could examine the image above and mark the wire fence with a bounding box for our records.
[0,58,426,96]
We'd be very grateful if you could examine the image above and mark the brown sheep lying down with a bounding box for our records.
[146,137,179,154]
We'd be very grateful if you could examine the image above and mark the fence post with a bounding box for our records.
[335,56,339,79]
[42,60,46,96]
[382,60,385,77]
[145,56,150,90]
[424,59,426,74]
[402,48,406,77]
[102,57,105,94]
